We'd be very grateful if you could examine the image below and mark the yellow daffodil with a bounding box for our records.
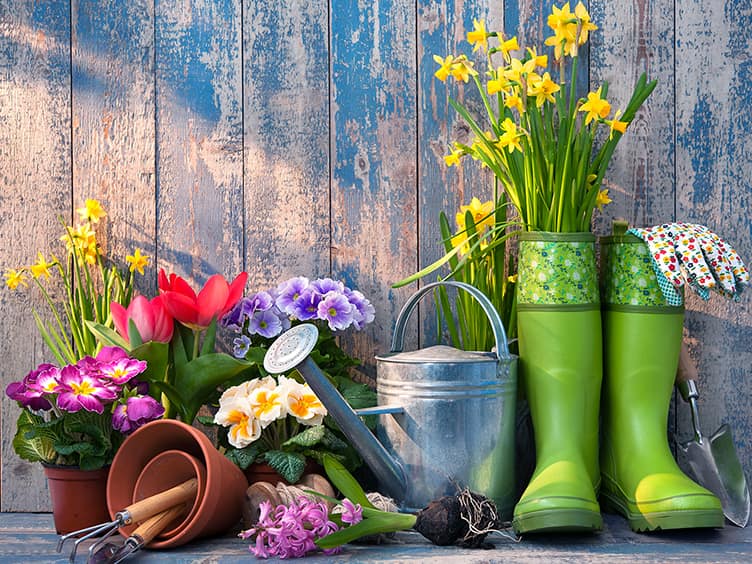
[4,268,28,290]
[487,67,505,95]
[467,19,488,53]
[527,72,561,107]
[433,54,454,82]
[579,86,611,124]
[504,92,524,113]
[574,1,598,46]
[503,57,537,85]
[544,2,577,59]
[126,248,150,275]
[605,109,629,139]
[526,47,548,69]
[76,198,107,224]
[456,197,495,234]
[62,223,98,264]
[30,252,54,279]
[500,35,519,62]
[508,273,518,283]
[449,56,478,83]
[470,131,496,164]
[596,189,612,210]
[497,118,523,153]
[444,147,463,167]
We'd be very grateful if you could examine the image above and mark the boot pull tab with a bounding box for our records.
[612,219,629,236]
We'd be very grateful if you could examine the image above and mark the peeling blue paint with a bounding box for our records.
[677,96,714,206]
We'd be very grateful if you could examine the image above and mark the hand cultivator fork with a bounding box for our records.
[56,478,198,563]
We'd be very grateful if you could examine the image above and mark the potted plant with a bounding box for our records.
[425,2,657,534]
[2,199,163,533]
[203,276,377,485]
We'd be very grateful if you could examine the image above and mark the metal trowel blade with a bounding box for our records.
[680,424,750,527]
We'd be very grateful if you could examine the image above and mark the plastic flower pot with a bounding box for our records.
[131,449,207,541]
[43,464,110,535]
[107,419,247,548]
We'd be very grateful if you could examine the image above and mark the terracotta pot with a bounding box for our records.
[43,465,110,535]
[132,449,207,540]
[107,419,247,549]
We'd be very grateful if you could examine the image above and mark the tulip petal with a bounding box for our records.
[127,295,156,343]
[150,296,174,343]
[196,274,230,328]
[161,291,200,327]
[225,272,249,315]
[110,302,130,342]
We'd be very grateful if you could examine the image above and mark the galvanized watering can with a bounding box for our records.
[264,281,518,517]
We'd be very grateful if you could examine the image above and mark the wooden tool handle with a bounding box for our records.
[132,504,187,545]
[677,341,700,382]
[125,478,198,524]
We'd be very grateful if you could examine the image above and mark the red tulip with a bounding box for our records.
[111,295,174,344]
[158,269,248,330]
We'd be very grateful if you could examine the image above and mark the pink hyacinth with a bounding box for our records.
[240,497,342,559]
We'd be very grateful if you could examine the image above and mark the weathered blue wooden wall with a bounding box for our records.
[1,0,750,512]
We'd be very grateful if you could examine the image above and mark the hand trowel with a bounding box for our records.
[676,343,750,527]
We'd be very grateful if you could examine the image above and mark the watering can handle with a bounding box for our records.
[391,281,511,359]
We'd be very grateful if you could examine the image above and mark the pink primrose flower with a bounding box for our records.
[56,364,118,414]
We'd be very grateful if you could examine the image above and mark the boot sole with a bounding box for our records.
[600,491,725,532]
[513,508,603,534]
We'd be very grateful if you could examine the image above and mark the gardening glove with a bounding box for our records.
[627,222,749,306]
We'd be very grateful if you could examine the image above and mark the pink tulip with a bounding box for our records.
[158,269,248,330]
[111,295,174,345]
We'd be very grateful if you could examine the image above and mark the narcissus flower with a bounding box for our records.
[527,72,561,107]
[449,55,478,83]
[596,189,613,210]
[499,35,519,61]
[433,54,454,82]
[76,198,107,224]
[504,92,524,113]
[497,118,524,153]
[579,86,611,124]
[444,147,463,167]
[30,252,54,279]
[605,110,629,139]
[158,269,248,330]
[456,197,495,234]
[4,268,27,290]
[467,19,488,52]
[126,248,149,275]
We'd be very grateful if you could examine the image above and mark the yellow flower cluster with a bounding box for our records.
[450,197,495,254]
[3,199,148,290]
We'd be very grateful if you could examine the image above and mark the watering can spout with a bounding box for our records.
[263,325,408,502]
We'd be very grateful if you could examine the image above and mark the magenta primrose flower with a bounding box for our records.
[5,363,59,411]
[56,364,119,414]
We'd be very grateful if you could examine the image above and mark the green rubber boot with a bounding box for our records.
[512,232,603,534]
[600,230,723,532]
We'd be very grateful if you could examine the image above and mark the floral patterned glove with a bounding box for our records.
[627,223,749,306]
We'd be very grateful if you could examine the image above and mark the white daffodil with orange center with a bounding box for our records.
[284,380,327,426]
[214,397,261,448]
[249,387,285,427]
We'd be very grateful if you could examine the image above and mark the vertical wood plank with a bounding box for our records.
[71,0,156,295]
[0,0,72,511]
[242,0,329,289]
[330,0,417,378]
[675,0,752,478]
[589,0,675,231]
[416,1,501,346]
[155,0,244,286]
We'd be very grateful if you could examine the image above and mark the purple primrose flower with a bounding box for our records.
[112,395,165,433]
[291,287,323,321]
[344,288,375,330]
[275,277,310,314]
[249,309,283,339]
[311,277,344,296]
[233,334,252,358]
[317,291,354,331]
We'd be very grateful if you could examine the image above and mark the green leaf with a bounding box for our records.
[127,319,143,348]
[12,411,55,463]
[264,450,306,484]
[85,321,129,350]
[226,443,264,470]
[200,317,218,356]
[196,415,216,426]
[322,453,374,509]
[283,425,327,448]
[315,512,417,549]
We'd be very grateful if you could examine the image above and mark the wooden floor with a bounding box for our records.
[1,512,751,563]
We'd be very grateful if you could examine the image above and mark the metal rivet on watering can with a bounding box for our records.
[264,324,409,501]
